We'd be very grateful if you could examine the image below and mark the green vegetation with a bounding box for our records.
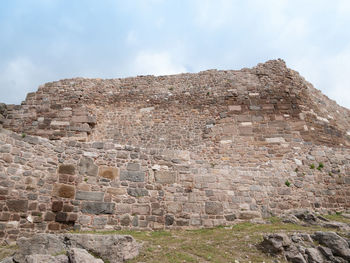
[21,133,26,138]
[2,216,349,263]
[310,164,315,169]
[70,219,343,263]
[285,180,291,187]
[317,163,324,171]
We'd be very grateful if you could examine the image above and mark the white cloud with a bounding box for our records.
[193,0,237,29]
[132,51,187,76]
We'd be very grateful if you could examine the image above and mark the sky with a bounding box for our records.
[1,0,350,108]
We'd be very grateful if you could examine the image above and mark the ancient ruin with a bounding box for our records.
[0,59,349,244]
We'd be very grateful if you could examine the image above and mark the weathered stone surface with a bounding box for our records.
[52,184,75,199]
[25,254,69,263]
[76,191,104,201]
[69,248,103,263]
[205,202,223,215]
[14,234,66,262]
[98,166,119,180]
[260,233,292,254]
[58,164,76,175]
[78,157,98,177]
[13,234,140,263]
[132,204,150,215]
[238,211,261,219]
[6,200,28,212]
[120,171,145,182]
[127,188,148,197]
[305,247,325,263]
[65,234,140,263]
[312,232,350,260]
[81,202,115,214]
[154,171,176,184]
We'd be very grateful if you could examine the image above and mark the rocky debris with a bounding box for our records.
[5,233,140,263]
[281,211,350,231]
[260,231,350,263]
[68,248,103,263]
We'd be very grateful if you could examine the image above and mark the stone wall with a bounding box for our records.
[0,127,349,244]
[0,59,350,244]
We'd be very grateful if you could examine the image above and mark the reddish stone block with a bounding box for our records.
[63,205,74,212]
[58,164,76,175]
[28,202,38,211]
[52,201,63,212]
[48,222,60,230]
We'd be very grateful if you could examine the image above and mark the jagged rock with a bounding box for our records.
[305,247,325,263]
[293,210,319,225]
[260,233,292,254]
[24,254,68,263]
[282,214,300,224]
[312,232,350,260]
[0,257,13,263]
[11,233,140,263]
[64,234,140,263]
[14,234,65,263]
[68,248,103,263]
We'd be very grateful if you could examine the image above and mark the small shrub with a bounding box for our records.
[294,168,299,172]
[317,163,324,170]
[21,133,26,138]
[310,164,315,169]
[335,211,342,216]
[285,180,291,187]
[168,87,174,91]
[84,178,88,182]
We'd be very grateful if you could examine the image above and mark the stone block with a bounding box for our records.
[106,187,126,195]
[154,171,176,184]
[238,211,261,219]
[52,201,63,212]
[120,171,145,182]
[76,191,104,201]
[78,157,98,177]
[205,202,223,215]
[6,200,28,212]
[132,204,150,215]
[58,164,76,175]
[98,166,119,180]
[52,183,75,199]
[127,188,149,197]
[127,163,141,171]
[225,214,237,221]
[165,214,174,226]
[265,137,286,144]
[228,105,242,111]
[120,215,131,226]
[55,212,68,222]
[81,202,115,214]
[72,115,96,124]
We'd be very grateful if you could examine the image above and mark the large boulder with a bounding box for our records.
[11,233,140,263]
[68,248,103,263]
[14,235,65,263]
[64,234,140,263]
[312,232,350,260]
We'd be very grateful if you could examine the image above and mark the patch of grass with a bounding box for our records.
[310,164,315,169]
[21,133,26,138]
[323,213,350,224]
[52,250,67,257]
[317,163,324,171]
[285,180,291,187]
[0,244,18,260]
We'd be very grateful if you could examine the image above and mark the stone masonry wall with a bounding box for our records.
[0,128,350,244]
[0,59,350,244]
